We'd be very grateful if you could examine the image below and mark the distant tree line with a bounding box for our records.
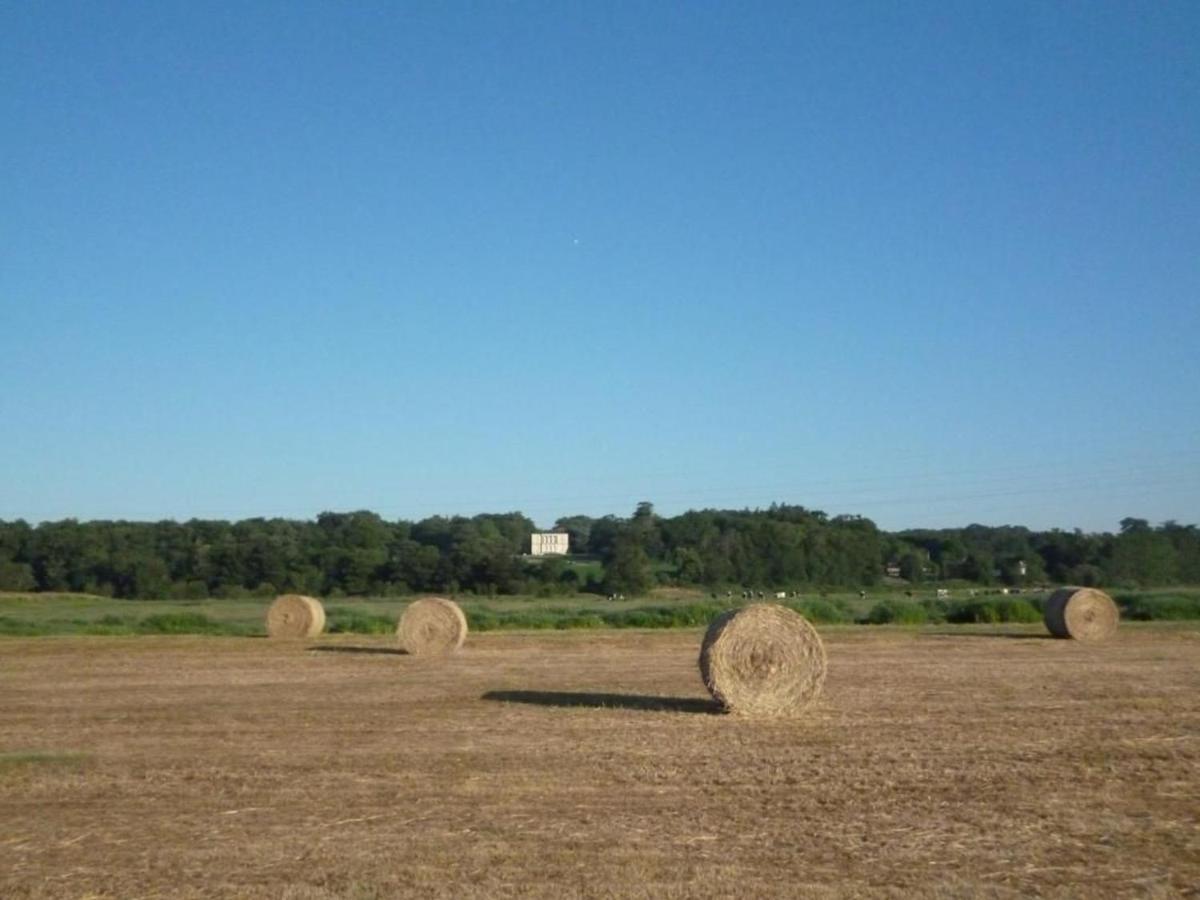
[888,517,1200,589]
[0,511,537,600]
[0,505,1195,599]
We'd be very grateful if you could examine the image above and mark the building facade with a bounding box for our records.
[530,532,569,556]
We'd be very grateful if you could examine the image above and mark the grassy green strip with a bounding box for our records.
[3,590,1200,637]
[1114,592,1200,621]
[464,598,855,633]
[325,607,396,635]
[862,597,1043,625]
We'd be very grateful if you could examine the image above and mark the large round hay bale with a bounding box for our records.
[265,594,326,639]
[699,603,827,717]
[397,597,467,655]
[1043,587,1119,642]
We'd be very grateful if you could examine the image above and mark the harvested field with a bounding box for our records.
[1,626,1198,899]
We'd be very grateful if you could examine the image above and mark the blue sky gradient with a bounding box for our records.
[2,2,1197,530]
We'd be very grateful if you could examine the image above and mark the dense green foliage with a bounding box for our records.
[0,505,1196,600]
[890,517,1200,589]
[2,588,1198,637]
[942,597,1043,624]
[1114,591,1200,621]
[0,610,252,637]
[863,599,930,625]
[465,596,853,632]
[325,607,397,635]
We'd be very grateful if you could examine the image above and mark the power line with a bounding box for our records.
[6,441,1197,525]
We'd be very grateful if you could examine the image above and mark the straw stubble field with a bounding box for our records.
[1,626,1198,899]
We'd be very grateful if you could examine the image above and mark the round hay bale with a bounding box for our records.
[699,603,827,717]
[265,594,326,639]
[397,596,467,655]
[1043,587,1119,642]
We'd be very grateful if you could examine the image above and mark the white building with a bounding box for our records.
[530,532,569,556]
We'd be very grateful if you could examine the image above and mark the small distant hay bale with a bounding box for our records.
[397,597,467,655]
[699,603,827,717]
[266,594,326,639]
[1043,587,1119,642]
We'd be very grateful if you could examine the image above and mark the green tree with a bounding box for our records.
[0,560,35,591]
[603,536,654,595]
[958,551,994,584]
[899,551,925,584]
[588,516,624,561]
[1161,522,1200,583]
[554,515,594,555]
[629,501,664,559]
[1107,527,1177,586]
[673,546,705,584]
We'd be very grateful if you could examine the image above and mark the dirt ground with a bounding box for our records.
[1,626,1198,899]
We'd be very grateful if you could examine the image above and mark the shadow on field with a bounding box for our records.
[924,631,1056,641]
[309,645,409,656]
[481,689,721,715]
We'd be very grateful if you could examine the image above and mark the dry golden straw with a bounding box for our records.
[265,594,326,639]
[699,603,827,717]
[397,597,468,655]
[1043,587,1119,642]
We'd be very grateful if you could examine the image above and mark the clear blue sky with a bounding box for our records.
[2,1,1197,532]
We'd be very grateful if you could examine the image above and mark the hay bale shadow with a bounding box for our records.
[481,690,721,715]
[924,631,1054,641]
[309,645,408,656]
